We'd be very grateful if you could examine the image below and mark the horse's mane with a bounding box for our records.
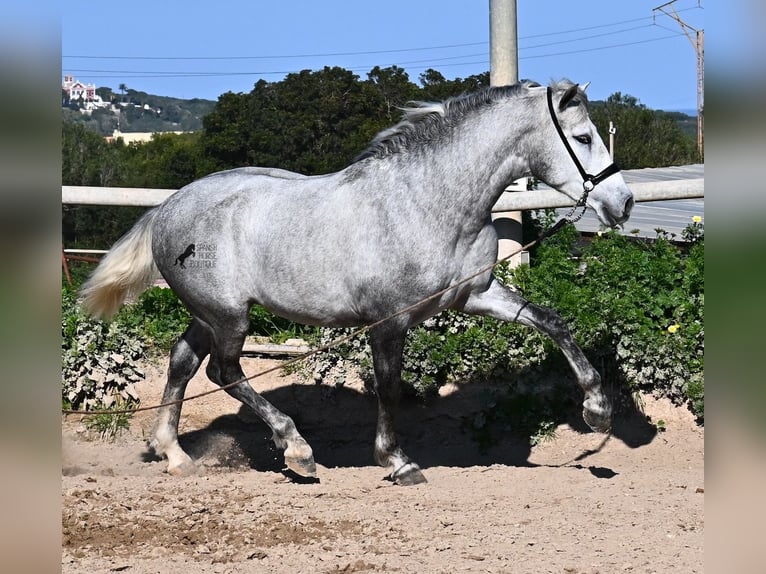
[353,79,582,162]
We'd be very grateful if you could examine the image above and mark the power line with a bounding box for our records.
[63,7,701,62]
[520,32,685,60]
[66,33,686,80]
[520,24,654,50]
[63,41,489,61]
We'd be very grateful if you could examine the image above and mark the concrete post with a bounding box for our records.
[489,0,525,265]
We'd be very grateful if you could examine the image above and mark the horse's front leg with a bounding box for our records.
[369,326,427,485]
[457,278,611,433]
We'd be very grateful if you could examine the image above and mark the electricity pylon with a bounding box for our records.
[653,0,704,157]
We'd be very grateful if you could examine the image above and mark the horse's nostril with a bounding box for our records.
[624,196,635,216]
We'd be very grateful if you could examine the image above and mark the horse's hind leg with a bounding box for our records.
[149,319,211,475]
[205,310,317,478]
[459,279,611,433]
[369,326,427,485]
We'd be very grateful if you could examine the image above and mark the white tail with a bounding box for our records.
[79,209,160,319]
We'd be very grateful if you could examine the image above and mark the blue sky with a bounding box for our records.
[62,1,705,111]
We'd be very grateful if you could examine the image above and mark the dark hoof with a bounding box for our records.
[391,463,427,486]
[281,468,320,485]
[285,455,317,478]
[583,408,612,434]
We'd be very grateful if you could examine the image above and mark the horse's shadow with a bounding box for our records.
[167,377,659,476]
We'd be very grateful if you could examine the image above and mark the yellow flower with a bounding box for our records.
[667,324,680,334]
[692,215,702,223]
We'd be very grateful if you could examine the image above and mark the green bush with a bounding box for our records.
[63,218,704,429]
[116,287,192,354]
[305,219,704,422]
[116,287,320,351]
[513,220,704,418]
[249,304,320,344]
[62,286,145,411]
[61,275,320,413]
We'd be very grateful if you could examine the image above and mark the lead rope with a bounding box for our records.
[62,203,587,417]
[562,189,590,224]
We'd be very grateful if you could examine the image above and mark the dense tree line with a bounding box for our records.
[589,93,699,169]
[62,66,699,248]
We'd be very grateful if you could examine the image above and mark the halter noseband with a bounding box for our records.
[546,86,620,206]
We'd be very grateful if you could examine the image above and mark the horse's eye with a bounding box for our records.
[574,134,592,145]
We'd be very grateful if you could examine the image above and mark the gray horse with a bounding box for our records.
[80,80,633,485]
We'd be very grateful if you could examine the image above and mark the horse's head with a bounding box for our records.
[533,81,634,228]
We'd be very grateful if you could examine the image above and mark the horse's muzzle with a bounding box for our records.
[597,193,634,228]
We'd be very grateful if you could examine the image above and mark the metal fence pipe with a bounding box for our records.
[491,178,703,212]
[63,178,704,210]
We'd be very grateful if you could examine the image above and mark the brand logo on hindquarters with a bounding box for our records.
[174,244,196,268]
[174,242,217,270]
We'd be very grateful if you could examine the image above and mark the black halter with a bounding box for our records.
[546,86,620,199]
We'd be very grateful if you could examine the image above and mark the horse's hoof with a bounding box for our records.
[167,459,198,477]
[583,407,611,434]
[285,455,317,478]
[391,462,427,486]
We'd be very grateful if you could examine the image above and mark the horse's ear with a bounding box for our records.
[581,81,591,92]
[558,84,580,111]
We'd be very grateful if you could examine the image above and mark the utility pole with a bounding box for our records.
[490,0,518,86]
[653,0,704,158]
[489,0,526,266]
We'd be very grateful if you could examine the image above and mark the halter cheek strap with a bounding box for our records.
[546,86,620,195]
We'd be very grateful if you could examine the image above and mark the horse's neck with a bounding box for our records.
[406,111,532,219]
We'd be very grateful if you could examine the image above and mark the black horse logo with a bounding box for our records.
[174,244,196,268]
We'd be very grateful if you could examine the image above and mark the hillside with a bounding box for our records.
[658,109,697,138]
[62,87,217,136]
[62,82,696,140]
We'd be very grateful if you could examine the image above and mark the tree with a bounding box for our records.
[96,86,113,102]
[367,65,419,121]
[61,121,145,248]
[120,132,212,189]
[62,122,117,186]
[590,93,699,168]
[200,90,251,170]
[417,68,490,102]
[201,67,389,174]
[92,108,118,135]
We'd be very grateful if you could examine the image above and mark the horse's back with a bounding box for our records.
[202,166,309,181]
[154,167,330,230]
[149,167,356,318]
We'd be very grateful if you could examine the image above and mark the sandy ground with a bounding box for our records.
[62,357,704,573]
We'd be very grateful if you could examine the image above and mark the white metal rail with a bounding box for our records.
[62,178,703,210]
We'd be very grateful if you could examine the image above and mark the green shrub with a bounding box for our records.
[63,217,704,430]
[528,222,703,419]
[84,409,133,441]
[62,286,145,411]
[304,219,704,422]
[112,287,192,353]
[118,288,319,351]
[249,304,320,344]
